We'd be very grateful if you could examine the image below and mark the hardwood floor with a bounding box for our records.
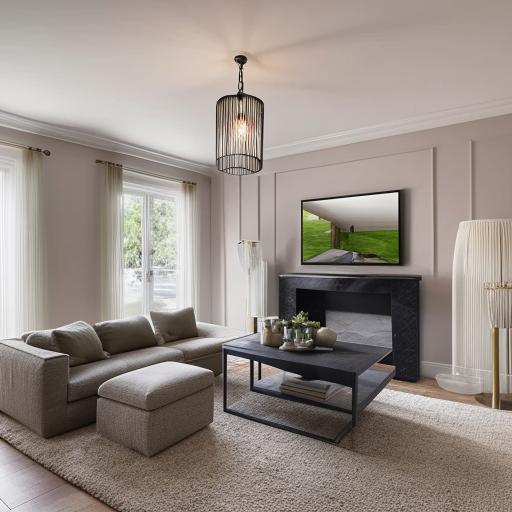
[0,362,489,511]
[0,441,113,511]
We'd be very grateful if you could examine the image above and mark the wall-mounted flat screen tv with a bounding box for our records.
[301,190,402,265]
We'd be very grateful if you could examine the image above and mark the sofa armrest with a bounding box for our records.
[0,339,70,437]
[196,322,249,340]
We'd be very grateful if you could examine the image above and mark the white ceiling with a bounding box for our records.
[1,0,512,168]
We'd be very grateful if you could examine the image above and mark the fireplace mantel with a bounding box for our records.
[279,273,421,381]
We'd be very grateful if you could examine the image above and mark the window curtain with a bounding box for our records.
[100,162,124,320]
[177,182,198,312]
[0,148,47,338]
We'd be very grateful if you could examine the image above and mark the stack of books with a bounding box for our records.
[279,372,347,402]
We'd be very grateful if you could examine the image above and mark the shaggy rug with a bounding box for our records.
[0,368,511,512]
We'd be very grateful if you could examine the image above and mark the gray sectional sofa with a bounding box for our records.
[0,318,245,438]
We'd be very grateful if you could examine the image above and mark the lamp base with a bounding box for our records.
[475,393,512,410]
[435,372,482,395]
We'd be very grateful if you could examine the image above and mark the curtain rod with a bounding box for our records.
[95,159,196,185]
[0,139,51,156]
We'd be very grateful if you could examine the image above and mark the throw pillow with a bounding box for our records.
[52,321,109,367]
[24,329,60,352]
[94,315,157,354]
[150,307,198,345]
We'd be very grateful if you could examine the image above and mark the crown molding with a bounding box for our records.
[3,97,512,172]
[0,110,214,176]
[265,97,512,160]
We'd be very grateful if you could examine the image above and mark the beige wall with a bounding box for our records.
[211,114,512,375]
[0,126,212,327]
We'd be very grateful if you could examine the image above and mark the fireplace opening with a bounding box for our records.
[296,288,392,348]
[325,311,391,348]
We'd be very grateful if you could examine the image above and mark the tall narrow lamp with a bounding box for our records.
[237,240,267,332]
[436,219,512,397]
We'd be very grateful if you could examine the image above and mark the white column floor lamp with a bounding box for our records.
[436,219,512,399]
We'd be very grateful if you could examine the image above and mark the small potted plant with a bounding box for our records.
[289,311,320,346]
[305,320,321,341]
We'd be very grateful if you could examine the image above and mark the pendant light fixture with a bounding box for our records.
[216,55,264,175]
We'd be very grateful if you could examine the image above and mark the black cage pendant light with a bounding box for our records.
[216,55,264,175]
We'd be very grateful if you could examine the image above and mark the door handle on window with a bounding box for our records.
[147,270,154,282]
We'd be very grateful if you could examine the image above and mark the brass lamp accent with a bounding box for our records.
[483,282,512,410]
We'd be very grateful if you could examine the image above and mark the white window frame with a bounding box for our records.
[122,171,180,315]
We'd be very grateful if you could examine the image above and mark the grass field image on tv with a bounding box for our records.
[302,191,401,265]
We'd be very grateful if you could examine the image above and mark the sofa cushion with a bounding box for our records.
[164,337,227,361]
[98,362,213,411]
[151,307,198,345]
[24,329,60,352]
[53,321,108,367]
[67,346,184,402]
[94,315,157,354]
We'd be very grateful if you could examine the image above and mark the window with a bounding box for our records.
[123,172,180,316]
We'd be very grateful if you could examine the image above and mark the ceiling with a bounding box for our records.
[1,0,512,168]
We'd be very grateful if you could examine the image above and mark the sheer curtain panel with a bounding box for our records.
[0,148,47,338]
[177,182,198,312]
[100,162,124,320]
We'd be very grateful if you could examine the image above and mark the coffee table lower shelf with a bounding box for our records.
[223,362,395,444]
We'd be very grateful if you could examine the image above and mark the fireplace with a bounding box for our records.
[279,273,421,381]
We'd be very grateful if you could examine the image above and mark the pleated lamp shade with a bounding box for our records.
[437,219,512,394]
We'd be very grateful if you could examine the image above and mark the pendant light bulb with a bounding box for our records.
[236,114,248,141]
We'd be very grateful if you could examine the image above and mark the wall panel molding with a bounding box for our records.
[257,176,261,240]
[431,146,437,276]
[273,146,436,275]
[468,139,474,220]
[270,146,436,177]
[273,173,277,265]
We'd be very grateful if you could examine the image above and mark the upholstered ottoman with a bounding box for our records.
[96,362,214,456]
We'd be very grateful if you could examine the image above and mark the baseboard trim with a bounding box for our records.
[420,360,452,379]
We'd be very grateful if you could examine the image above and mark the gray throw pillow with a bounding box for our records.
[24,329,60,352]
[150,307,198,345]
[94,315,156,354]
[52,321,109,367]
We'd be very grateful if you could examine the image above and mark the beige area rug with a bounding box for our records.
[0,367,511,512]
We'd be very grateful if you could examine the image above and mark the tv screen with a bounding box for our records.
[301,190,401,265]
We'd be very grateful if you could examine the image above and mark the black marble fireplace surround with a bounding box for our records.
[279,273,421,381]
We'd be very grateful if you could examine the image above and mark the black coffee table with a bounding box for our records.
[222,334,394,443]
